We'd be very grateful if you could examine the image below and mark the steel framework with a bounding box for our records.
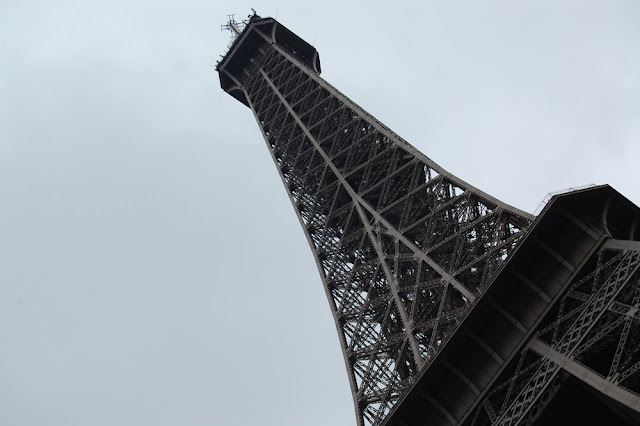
[217,14,640,426]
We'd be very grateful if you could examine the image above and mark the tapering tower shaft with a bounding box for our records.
[218,15,533,425]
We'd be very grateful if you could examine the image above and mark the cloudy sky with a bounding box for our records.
[1,1,638,425]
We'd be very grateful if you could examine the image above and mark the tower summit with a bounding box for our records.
[218,14,640,426]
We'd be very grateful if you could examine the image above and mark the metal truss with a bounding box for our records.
[229,31,533,425]
[467,242,640,426]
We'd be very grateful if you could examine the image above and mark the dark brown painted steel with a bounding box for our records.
[218,15,640,426]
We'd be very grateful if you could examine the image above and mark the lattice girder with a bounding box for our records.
[467,242,640,426]
[219,16,533,426]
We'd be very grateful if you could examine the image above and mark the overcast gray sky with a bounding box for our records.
[1,1,639,425]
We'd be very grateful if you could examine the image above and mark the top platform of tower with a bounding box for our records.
[217,15,322,108]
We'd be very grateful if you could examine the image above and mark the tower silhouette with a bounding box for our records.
[217,14,640,426]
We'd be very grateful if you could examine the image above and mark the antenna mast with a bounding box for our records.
[217,11,259,68]
[221,14,243,38]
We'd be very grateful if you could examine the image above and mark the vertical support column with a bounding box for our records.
[258,66,425,369]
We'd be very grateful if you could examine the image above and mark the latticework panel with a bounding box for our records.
[234,36,533,425]
[467,243,640,426]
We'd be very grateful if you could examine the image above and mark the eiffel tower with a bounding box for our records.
[217,13,640,426]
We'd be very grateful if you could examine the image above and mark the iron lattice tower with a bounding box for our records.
[218,14,640,426]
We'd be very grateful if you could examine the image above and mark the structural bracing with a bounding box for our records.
[218,14,640,426]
